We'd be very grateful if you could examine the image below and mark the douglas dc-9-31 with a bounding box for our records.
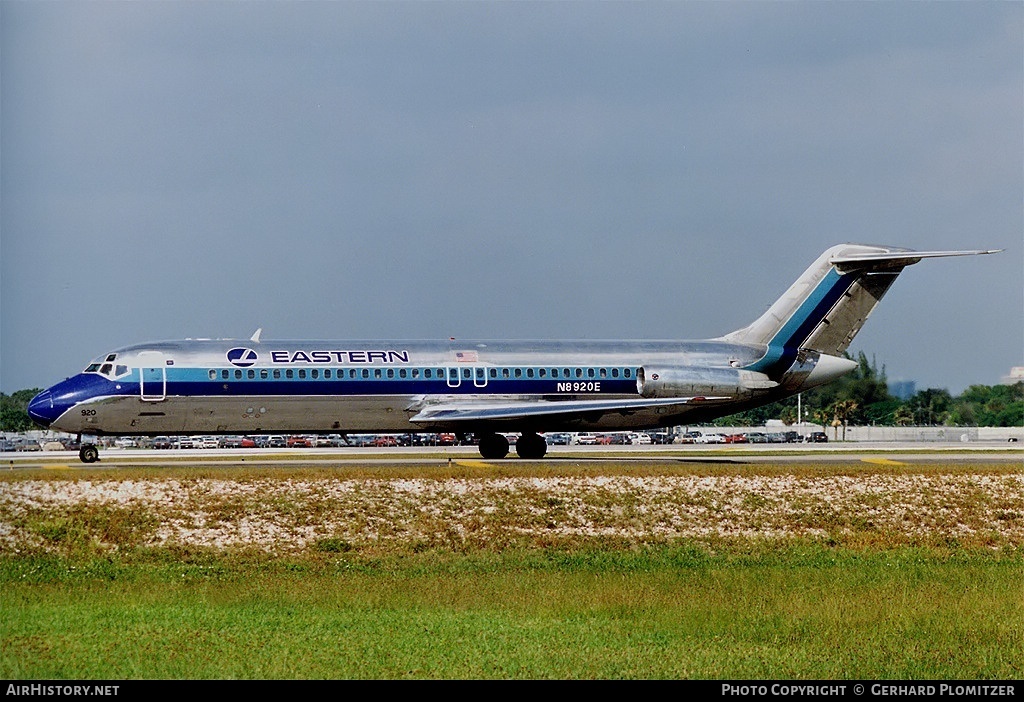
[29,243,999,463]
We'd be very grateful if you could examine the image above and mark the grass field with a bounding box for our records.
[1,460,1021,679]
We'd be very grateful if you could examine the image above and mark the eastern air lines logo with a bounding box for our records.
[227,348,259,368]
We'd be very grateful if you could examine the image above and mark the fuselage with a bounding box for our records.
[27,336,828,437]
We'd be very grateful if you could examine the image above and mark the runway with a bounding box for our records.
[3,441,1020,470]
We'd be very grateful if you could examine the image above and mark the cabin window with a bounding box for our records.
[273,369,281,379]
[260,369,268,379]
[539,368,546,378]
[514,368,522,378]
[209,370,217,380]
[399,369,407,378]
[587,368,595,378]
[247,370,255,379]
[311,369,319,379]
[575,368,582,378]
[324,369,332,379]
[612,368,619,378]
[298,369,306,379]
[374,369,382,379]
[362,369,369,379]
[221,370,229,380]
[234,370,242,380]
[600,368,607,378]
[527,368,534,378]
[463,368,471,379]
[387,369,394,379]
[286,369,294,379]
[502,368,510,378]
[624,368,632,378]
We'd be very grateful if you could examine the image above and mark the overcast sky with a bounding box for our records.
[2,1,1021,396]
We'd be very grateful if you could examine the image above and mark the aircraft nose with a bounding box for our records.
[27,390,56,428]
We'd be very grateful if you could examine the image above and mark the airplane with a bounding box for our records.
[28,243,1000,463]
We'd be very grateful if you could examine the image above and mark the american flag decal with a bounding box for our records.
[455,351,478,362]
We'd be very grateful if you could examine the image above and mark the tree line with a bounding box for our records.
[711,351,1023,430]
[2,354,1022,433]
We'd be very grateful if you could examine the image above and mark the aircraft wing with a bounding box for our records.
[408,395,731,425]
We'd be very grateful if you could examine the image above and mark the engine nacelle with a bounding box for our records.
[636,366,778,399]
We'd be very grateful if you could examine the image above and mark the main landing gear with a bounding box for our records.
[476,432,547,460]
[79,444,100,463]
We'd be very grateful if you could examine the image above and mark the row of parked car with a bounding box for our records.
[678,430,828,444]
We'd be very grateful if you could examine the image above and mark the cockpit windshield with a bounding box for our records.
[84,355,130,380]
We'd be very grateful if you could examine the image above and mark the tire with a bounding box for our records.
[478,433,510,459]
[79,444,100,463]
[515,432,547,459]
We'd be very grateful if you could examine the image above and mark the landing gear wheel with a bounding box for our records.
[79,444,100,464]
[478,433,510,459]
[515,432,547,459]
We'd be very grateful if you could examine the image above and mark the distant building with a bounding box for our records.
[1001,367,1024,385]
[888,380,916,400]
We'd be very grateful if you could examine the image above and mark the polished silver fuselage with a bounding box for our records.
[33,337,797,436]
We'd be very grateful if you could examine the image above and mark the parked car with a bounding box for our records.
[695,433,726,444]
[677,431,703,444]
[15,439,41,451]
[373,435,398,447]
[807,432,829,443]
[723,434,748,444]
[151,436,174,449]
[628,432,652,445]
[287,435,313,448]
[745,432,768,443]
[650,431,676,444]
[545,433,572,445]
[267,435,288,448]
[572,433,598,445]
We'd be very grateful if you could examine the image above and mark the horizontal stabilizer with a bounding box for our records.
[409,395,731,425]
[830,248,1002,271]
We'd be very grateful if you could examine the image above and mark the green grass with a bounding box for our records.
[1,546,1021,679]
[1,461,1020,679]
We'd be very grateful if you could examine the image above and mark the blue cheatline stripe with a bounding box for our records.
[99,367,640,399]
[747,267,857,376]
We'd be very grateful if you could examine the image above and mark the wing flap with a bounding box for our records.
[409,395,731,424]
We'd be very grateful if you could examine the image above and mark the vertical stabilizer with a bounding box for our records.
[723,243,1000,378]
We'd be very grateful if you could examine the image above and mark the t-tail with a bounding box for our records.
[723,243,1002,391]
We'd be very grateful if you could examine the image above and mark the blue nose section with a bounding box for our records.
[27,390,57,428]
